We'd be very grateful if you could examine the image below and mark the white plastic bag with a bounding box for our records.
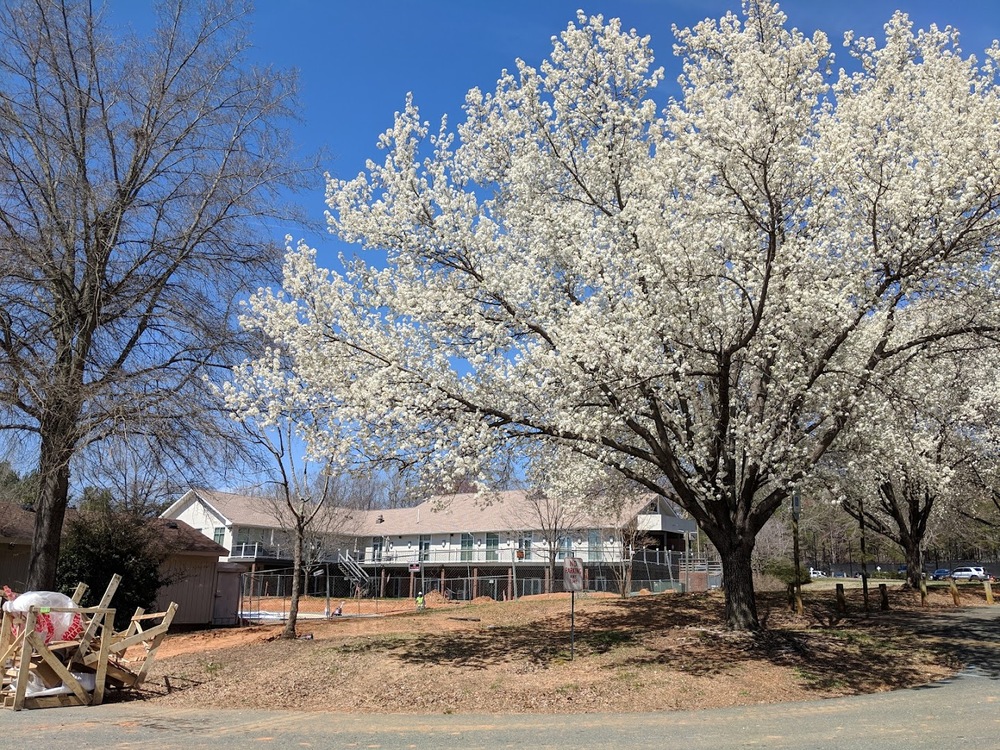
[24,671,96,698]
[2,590,84,644]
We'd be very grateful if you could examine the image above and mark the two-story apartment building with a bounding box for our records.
[161,488,699,600]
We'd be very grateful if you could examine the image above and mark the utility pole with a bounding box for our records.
[859,496,870,612]
[684,531,691,593]
[791,491,803,616]
[511,540,519,600]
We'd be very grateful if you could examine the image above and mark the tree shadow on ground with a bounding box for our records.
[869,606,1000,680]
[382,590,957,695]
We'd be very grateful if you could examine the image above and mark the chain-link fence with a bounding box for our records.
[237,552,722,623]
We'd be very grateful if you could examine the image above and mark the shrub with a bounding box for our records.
[761,558,811,586]
[56,509,170,630]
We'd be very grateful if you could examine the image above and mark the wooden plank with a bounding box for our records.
[102,660,137,686]
[5,693,88,710]
[29,659,63,689]
[0,610,10,663]
[21,694,87,710]
[74,574,120,663]
[124,607,145,639]
[12,608,36,711]
[25,631,91,706]
[91,616,171,658]
[0,611,21,665]
[91,609,112,706]
[132,602,177,688]
[70,583,88,604]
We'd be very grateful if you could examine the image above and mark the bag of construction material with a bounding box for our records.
[2,590,84,644]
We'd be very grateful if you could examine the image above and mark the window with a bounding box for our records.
[372,536,383,562]
[213,527,225,545]
[235,527,266,545]
[419,534,431,561]
[517,532,532,561]
[460,533,474,562]
[485,532,499,561]
[556,536,572,561]
[588,530,602,562]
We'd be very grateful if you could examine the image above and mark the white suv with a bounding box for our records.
[950,566,988,581]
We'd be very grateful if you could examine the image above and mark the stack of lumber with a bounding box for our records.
[0,575,178,711]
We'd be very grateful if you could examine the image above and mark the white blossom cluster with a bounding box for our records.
[829,334,1000,555]
[228,3,1000,624]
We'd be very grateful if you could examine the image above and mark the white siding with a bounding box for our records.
[173,500,227,539]
[361,533,612,565]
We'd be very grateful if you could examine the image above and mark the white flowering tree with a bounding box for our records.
[239,4,1000,629]
[830,345,1000,587]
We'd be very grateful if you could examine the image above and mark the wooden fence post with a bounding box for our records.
[985,580,994,605]
[878,583,889,611]
[835,583,847,614]
[950,579,960,606]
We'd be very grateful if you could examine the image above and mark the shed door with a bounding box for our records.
[213,569,242,625]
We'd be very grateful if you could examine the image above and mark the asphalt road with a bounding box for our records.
[5,607,1000,750]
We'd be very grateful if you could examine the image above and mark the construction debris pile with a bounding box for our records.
[1,575,177,710]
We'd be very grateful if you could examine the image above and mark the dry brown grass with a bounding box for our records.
[136,582,989,714]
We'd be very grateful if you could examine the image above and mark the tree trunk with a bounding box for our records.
[26,417,77,590]
[718,541,760,631]
[902,543,923,589]
[613,554,633,599]
[282,524,304,639]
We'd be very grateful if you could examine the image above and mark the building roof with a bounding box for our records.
[0,503,226,556]
[150,518,229,556]
[166,488,286,528]
[353,490,682,536]
[0,502,35,542]
[162,487,692,540]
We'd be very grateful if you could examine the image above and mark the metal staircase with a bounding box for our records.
[338,551,372,595]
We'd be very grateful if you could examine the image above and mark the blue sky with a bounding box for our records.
[111,1,1000,262]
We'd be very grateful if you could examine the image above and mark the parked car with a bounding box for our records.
[808,567,827,578]
[950,566,988,581]
[930,568,952,581]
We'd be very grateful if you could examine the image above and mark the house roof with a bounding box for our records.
[353,490,682,536]
[150,518,229,556]
[0,503,226,557]
[162,487,692,540]
[167,488,286,528]
[0,502,35,542]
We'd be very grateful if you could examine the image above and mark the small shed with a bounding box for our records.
[150,518,229,626]
[0,506,228,627]
[0,503,33,590]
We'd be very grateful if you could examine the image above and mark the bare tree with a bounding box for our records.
[608,517,655,599]
[243,419,360,639]
[507,490,586,593]
[751,515,792,576]
[0,0,314,588]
